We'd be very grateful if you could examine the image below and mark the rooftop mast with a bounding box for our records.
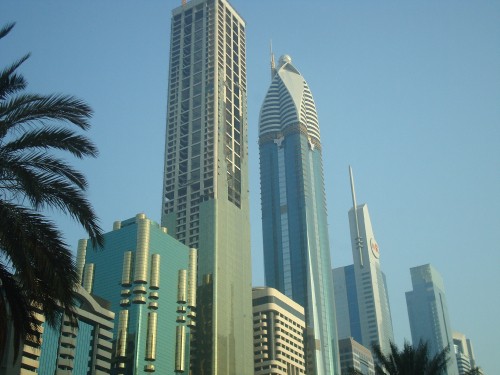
[270,40,276,78]
[349,166,364,267]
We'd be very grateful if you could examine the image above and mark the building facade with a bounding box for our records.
[0,285,114,375]
[333,167,394,355]
[338,338,375,375]
[259,54,340,374]
[453,332,479,375]
[252,287,306,375]
[406,264,459,375]
[333,265,362,343]
[81,213,197,374]
[161,0,253,373]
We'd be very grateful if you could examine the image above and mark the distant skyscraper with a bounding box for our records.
[333,167,394,354]
[406,264,459,375]
[252,287,306,374]
[80,214,197,374]
[453,332,479,375]
[259,53,340,374]
[161,1,253,373]
[0,285,114,375]
[338,338,375,375]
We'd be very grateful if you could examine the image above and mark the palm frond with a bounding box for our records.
[0,22,15,40]
[0,54,30,100]
[0,201,79,316]
[0,151,89,190]
[373,340,449,375]
[0,93,93,135]
[0,22,102,361]
[0,265,40,361]
[0,164,103,245]
[3,127,99,158]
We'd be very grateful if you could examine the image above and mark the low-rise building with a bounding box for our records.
[252,287,306,375]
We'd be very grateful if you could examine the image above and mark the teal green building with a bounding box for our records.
[79,213,196,374]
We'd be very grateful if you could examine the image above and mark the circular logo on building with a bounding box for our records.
[370,238,380,259]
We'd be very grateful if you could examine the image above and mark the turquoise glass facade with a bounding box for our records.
[259,55,340,375]
[406,264,459,375]
[38,319,61,374]
[82,214,194,375]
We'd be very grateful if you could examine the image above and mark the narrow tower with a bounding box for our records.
[406,264,459,375]
[347,167,395,353]
[259,54,340,374]
[161,1,253,374]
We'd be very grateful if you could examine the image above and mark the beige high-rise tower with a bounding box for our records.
[161,0,252,374]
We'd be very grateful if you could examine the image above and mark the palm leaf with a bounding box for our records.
[0,23,15,40]
[2,127,98,158]
[0,93,93,135]
[0,22,103,361]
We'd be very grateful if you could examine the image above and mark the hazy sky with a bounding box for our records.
[1,1,499,373]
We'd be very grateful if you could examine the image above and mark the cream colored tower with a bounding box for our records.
[161,1,253,373]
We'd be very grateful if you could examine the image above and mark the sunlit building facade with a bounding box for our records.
[252,287,306,375]
[80,214,197,374]
[259,54,340,374]
[161,0,253,373]
[406,264,459,375]
[453,331,480,375]
[0,285,114,375]
[338,338,375,375]
[333,168,394,355]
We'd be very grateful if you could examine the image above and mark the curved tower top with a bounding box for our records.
[259,55,321,148]
[259,53,340,374]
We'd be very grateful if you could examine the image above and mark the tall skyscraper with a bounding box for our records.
[259,54,340,374]
[252,287,306,374]
[81,214,197,374]
[333,167,394,354]
[161,1,253,373]
[406,264,459,375]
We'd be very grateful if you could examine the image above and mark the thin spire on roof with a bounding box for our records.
[270,40,276,79]
[349,166,364,267]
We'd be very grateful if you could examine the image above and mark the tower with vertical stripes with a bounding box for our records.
[161,0,253,373]
[80,213,196,374]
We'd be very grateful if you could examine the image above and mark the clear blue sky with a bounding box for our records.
[2,1,499,373]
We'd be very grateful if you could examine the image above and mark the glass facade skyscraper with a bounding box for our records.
[161,0,253,373]
[259,54,340,375]
[406,264,459,375]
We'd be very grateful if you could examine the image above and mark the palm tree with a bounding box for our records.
[465,367,482,375]
[0,23,103,360]
[372,340,449,375]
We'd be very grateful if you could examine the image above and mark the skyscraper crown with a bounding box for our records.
[259,54,321,145]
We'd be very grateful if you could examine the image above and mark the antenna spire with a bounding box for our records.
[349,166,364,267]
[270,40,276,79]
